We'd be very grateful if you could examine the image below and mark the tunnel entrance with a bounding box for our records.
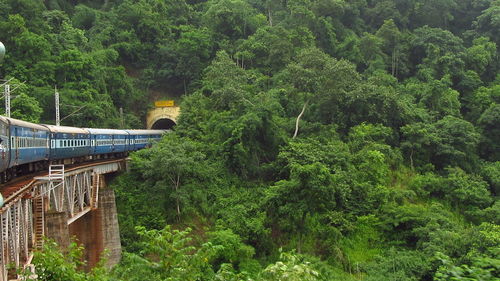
[152,118,176,130]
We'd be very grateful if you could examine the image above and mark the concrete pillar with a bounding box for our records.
[68,210,102,270]
[98,188,122,268]
[68,182,122,269]
[45,211,70,250]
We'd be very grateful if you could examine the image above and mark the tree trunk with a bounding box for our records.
[410,148,414,171]
[391,48,396,76]
[293,100,308,139]
[268,7,273,26]
[175,175,181,221]
[297,211,307,254]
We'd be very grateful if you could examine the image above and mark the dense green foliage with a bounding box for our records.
[3,0,499,280]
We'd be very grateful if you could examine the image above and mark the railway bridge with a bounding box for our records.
[0,159,126,280]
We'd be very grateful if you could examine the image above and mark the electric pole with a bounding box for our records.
[55,86,60,126]
[1,41,7,118]
[4,83,9,118]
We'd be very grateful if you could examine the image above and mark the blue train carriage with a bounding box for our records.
[87,128,129,158]
[5,117,50,174]
[44,125,91,164]
[125,129,165,151]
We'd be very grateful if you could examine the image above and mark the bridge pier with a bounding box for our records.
[46,175,122,269]
[45,211,70,251]
[97,186,122,267]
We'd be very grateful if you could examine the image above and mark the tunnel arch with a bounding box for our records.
[146,106,180,129]
[151,118,176,130]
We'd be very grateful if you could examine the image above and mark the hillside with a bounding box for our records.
[1,0,498,280]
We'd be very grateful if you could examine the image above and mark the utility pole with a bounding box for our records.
[1,41,7,118]
[55,86,60,126]
[4,83,10,118]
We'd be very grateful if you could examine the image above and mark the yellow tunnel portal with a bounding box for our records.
[146,103,180,130]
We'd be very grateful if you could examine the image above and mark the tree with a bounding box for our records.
[477,104,500,161]
[375,19,402,77]
[444,168,492,219]
[174,25,213,93]
[10,93,43,123]
[465,37,497,78]
[22,239,109,281]
[265,163,336,253]
[281,47,359,137]
[260,251,320,281]
[401,116,480,171]
[203,0,266,41]
[411,26,465,80]
[132,134,208,220]
[112,226,220,281]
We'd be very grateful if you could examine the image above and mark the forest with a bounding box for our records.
[0,0,499,280]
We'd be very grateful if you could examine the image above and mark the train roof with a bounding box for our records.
[0,116,49,131]
[125,129,167,135]
[86,128,129,135]
[43,125,89,134]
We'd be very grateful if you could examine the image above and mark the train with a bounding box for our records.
[0,115,166,183]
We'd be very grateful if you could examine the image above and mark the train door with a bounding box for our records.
[13,127,19,165]
[92,135,96,155]
[0,119,9,172]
